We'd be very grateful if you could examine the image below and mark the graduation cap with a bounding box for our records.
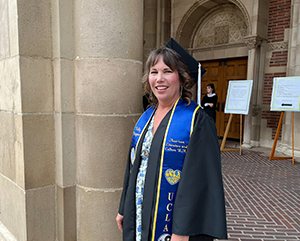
[165,37,206,105]
[165,38,206,82]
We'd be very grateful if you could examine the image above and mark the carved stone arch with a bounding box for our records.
[191,4,248,49]
[175,0,251,48]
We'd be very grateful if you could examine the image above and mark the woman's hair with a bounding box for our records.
[142,46,194,106]
[207,83,215,93]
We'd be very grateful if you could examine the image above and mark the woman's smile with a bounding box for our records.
[155,85,168,91]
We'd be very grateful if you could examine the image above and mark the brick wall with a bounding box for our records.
[268,0,291,43]
[262,0,291,139]
[269,50,288,67]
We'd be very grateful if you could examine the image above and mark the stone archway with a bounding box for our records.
[174,1,251,139]
[191,4,248,50]
[175,0,251,48]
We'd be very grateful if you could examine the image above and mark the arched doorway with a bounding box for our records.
[175,1,250,138]
[192,5,249,138]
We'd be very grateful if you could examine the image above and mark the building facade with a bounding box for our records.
[0,0,299,240]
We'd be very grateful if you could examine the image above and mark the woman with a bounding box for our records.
[116,46,227,241]
[201,84,218,122]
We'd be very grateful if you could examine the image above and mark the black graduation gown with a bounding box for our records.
[118,107,227,241]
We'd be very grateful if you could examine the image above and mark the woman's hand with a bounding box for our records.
[116,213,124,232]
[208,103,214,107]
[171,234,189,241]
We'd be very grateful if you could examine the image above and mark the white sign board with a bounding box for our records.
[225,80,253,115]
[271,77,300,111]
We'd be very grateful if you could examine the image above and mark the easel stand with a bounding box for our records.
[269,111,295,165]
[220,114,242,155]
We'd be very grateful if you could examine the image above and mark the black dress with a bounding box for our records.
[118,105,227,241]
[201,94,218,122]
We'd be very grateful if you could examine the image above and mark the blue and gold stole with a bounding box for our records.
[130,98,199,240]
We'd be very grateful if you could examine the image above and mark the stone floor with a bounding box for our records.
[218,144,300,241]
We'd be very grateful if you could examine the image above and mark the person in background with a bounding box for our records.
[201,84,218,122]
[116,39,227,241]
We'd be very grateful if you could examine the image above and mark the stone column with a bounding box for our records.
[243,36,261,148]
[144,0,170,63]
[281,0,300,156]
[251,40,267,146]
[74,1,144,240]
[287,0,300,76]
[0,0,55,241]
[51,0,77,240]
[156,0,171,46]
[144,0,158,63]
[0,0,25,240]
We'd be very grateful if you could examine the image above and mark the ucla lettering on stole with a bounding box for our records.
[162,192,174,237]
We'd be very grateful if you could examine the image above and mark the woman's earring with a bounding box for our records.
[180,85,183,96]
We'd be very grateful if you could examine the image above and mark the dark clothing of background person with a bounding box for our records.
[201,94,218,122]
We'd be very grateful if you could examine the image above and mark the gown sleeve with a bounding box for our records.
[172,109,227,239]
[118,149,132,215]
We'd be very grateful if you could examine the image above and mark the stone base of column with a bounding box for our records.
[250,140,260,147]
[242,143,252,149]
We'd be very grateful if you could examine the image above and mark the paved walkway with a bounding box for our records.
[219,147,300,241]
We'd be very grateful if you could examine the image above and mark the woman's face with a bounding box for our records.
[149,56,181,107]
[206,86,213,94]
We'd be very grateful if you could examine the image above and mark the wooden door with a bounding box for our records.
[200,58,248,139]
[201,61,222,135]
